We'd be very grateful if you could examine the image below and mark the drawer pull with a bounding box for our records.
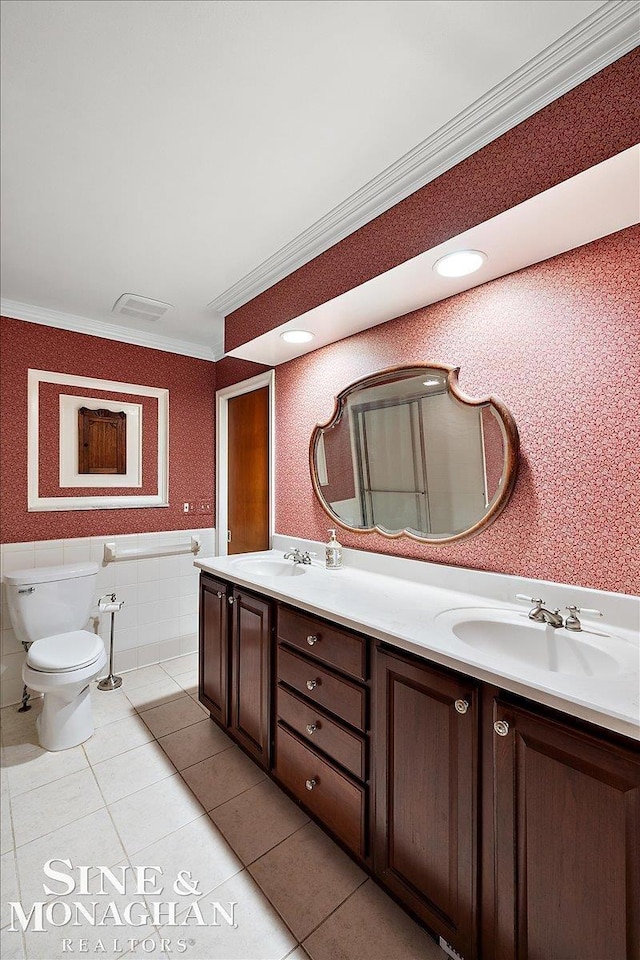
[454,699,469,715]
[306,722,319,735]
[306,634,318,645]
[305,778,317,791]
[494,720,510,737]
[306,679,319,691]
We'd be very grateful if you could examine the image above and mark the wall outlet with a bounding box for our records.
[198,499,212,514]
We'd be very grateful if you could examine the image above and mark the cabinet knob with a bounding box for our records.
[305,778,317,791]
[494,720,510,737]
[228,596,235,605]
[306,635,318,646]
[216,591,223,599]
[306,679,318,691]
[454,699,469,715]
[306,722,318,735]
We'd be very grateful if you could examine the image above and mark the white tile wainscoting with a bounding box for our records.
[0,528,215,708]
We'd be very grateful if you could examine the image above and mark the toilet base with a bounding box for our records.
[38,684,94,751]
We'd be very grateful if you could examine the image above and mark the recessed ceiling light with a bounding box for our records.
[433,250,487,278]
[280,330,314,344]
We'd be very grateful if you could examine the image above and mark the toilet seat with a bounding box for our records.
[27,630,104,673]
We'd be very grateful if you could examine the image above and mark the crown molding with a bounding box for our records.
[1,299,223,362]
[210,0,639,318]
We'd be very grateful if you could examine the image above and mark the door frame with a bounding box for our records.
[216,369,275,557]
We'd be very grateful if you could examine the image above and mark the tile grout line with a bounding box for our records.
[81,740,167,945]
[9,764,107,851]
[125,689,186,713]
[91,748,179,804]
[174,739,236,776]
[1,842,26,960]
[299,873,370,947]
[84,723,156,767]
[90,675,226,882]
[239,815,311,870]
[240,817,368,948]
[189,762,268,815]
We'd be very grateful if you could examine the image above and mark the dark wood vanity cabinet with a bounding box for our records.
[198,573,273,769]
[199,574,640,959]
[491,699,640,960]
[228,587,273,768]
[374,646,479,960]
[198,574,229,724]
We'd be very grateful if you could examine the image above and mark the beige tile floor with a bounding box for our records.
[0,657,446,960]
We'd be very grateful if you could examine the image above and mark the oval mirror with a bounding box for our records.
[310,364,519,544]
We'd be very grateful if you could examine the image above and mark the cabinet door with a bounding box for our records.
[493,700,640,960]
[230,588,273,768]
[198,575,229,724]
[374,648,478,959]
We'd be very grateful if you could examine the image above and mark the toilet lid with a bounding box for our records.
[27,631,105,673]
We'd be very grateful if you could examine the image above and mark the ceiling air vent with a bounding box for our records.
[112,294,173,322]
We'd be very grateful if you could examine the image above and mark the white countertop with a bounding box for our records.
[195,547,640,742]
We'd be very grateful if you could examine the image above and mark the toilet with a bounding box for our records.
[4,561,107,751]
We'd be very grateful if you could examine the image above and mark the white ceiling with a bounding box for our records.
[0,0,634,360]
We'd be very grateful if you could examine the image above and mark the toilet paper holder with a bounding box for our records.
[98,593,124,692]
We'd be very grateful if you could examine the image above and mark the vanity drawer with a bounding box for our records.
[278,605,367,681]
[275,722,366,858]
[277,684,366,781]
[278,645,367,731]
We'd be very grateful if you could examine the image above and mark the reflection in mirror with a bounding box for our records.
[311,365,518,544]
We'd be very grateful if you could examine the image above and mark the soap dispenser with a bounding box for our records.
[325,529,343,570]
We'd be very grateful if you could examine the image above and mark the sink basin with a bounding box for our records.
[435,607,636,679]
[231,558,308,579]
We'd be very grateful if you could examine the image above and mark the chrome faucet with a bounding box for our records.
[284,547,313,565]
[516,594,564,628]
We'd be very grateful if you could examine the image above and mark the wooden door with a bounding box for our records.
[374,648,478,959]
[227,386,269,554]
[493,700,640,960]
[229,587,273,768]
[198,574,229,725]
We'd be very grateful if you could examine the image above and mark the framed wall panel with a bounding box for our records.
[27,369,168,511]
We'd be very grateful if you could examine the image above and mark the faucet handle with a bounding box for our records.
[516,594,544,606]
[566,605,603,617]
[565,604,603,632]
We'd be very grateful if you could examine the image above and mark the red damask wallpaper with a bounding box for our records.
[274,227,640,595]
[225,50,639,352]
[0,318,216,542]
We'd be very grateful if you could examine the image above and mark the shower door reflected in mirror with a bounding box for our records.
[311,364,518,545]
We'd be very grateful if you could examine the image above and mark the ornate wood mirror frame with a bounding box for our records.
[309,363,519,545]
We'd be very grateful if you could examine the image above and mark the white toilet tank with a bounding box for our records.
[4,561,99,644]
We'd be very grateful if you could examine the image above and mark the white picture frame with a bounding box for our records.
[28,369,169,511]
